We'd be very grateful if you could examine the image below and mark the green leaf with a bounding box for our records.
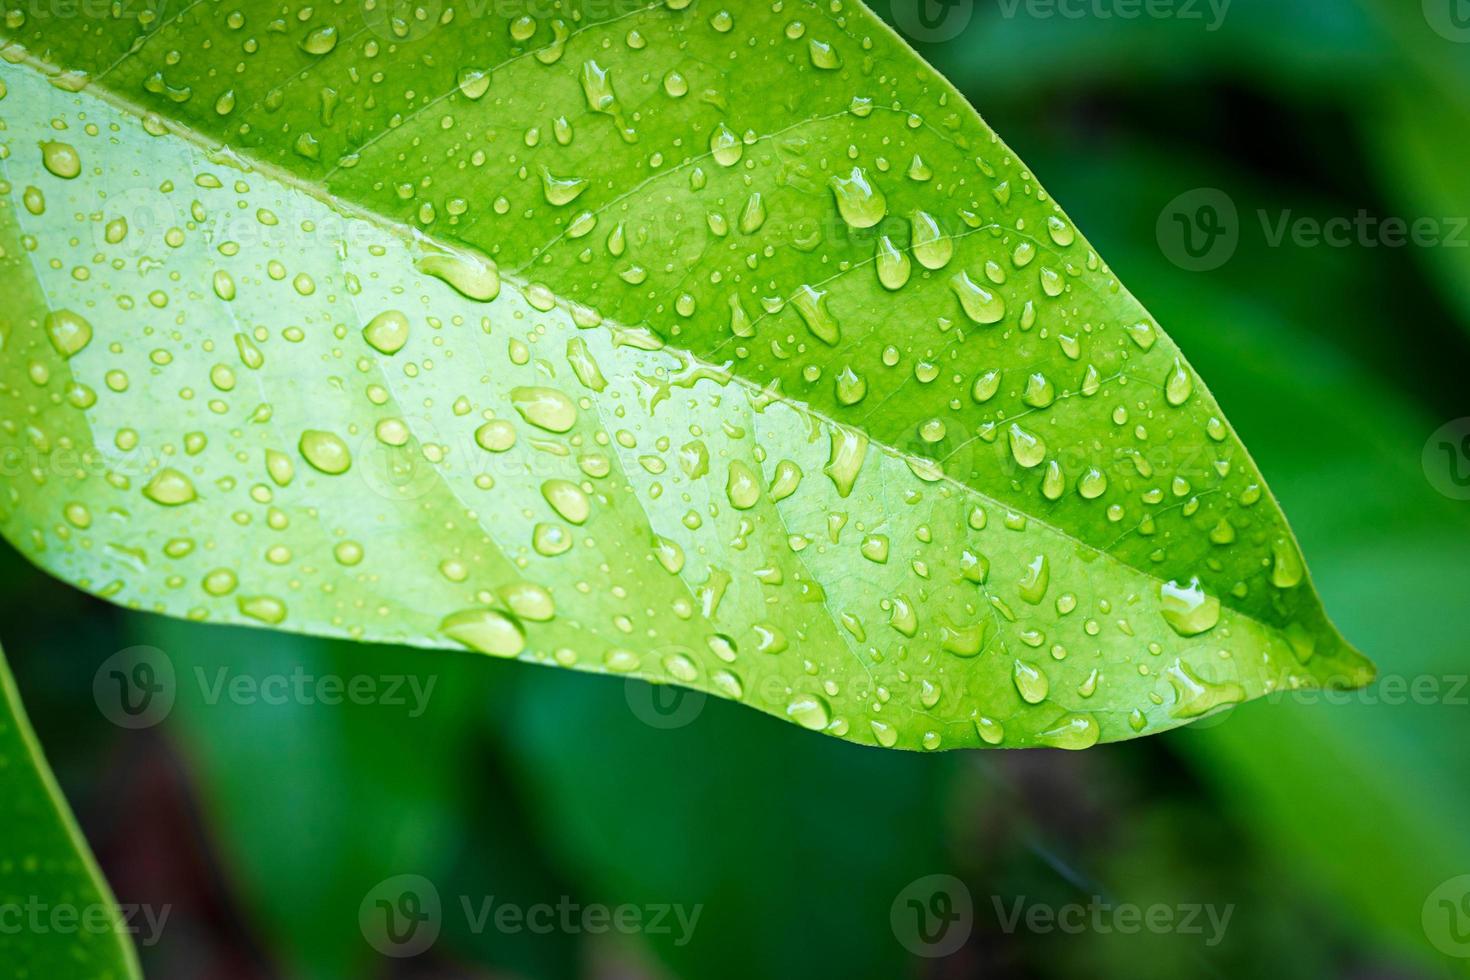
[0,642,141,978]
[0,0,1370,750]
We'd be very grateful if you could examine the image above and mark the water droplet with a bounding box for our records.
[511,386,577,433]
[441,608,527,658]
[1166,661,1245,719]
[456,67,491,100]
[474,420,517,452]
[975,717,1005,745]
[238,595,287,625]
[1271,537,1304,588]
[1165,358,1193,406]
[875,236,911,290]
[739,192,766,234]
[44,309,92,358]
[835,365,867,405]
[824,427,868,497]
[501,583,555,622]
[143,468,197,506]
[726,460,759,510]
[1125,320,1158,350]
[40,141,80,179]
[416,248,500,301]
[1046,215,1075,247]
[300,26,338,55]
[363,309,410,355]
[808,38,841,69]
[540,165,588,206]
[910,210,953,269]
[299,430,352,475]
[860,534,889,563]
[1159,577,1221,636]
[1036,713,1100,750]
[870,720,898,748]
[203,568,237,597]
[786,693,831,731]
[542,479,590,524]
[950,270,1005,324]
[652,536,685,574]
[1007,423,1046,469]
[1021,372,1054,408]
[709,122,742,166]
[790,285,840,345]
[829,166,886,229]
[1012,660,1049,704]
[1018,555,1049,604]
[971,369,1001,403]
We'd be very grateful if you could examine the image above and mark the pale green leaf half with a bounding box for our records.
[0,642,141,978]
[0,0,1371,750]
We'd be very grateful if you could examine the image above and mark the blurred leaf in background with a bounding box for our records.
[0,641,140,979]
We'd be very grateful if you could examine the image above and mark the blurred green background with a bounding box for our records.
[4,0,1470,976]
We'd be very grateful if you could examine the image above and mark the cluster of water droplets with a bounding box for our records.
[0,0,1353,749]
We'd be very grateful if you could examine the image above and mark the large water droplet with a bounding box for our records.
[1166,661,1245,719]
[40,141,81,179]
[511,386,577,433]
[1007,423,1046,469]
[1036,713,1100,750]
[1012,660,1049,704]
[829,166,886,228]
[44,309,92,358]
[951,271,1005,324]
[441,608,527,658]
[363,309,410,355]
[709,122,742,166]
[143,468,197,506]
[791,285,840,345]
[875,236,911,290]
[1159,577,1221,636]
[542,479,591,524]
[910,211,953,269]
[785,693,831,731]
[299,430,352,475]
